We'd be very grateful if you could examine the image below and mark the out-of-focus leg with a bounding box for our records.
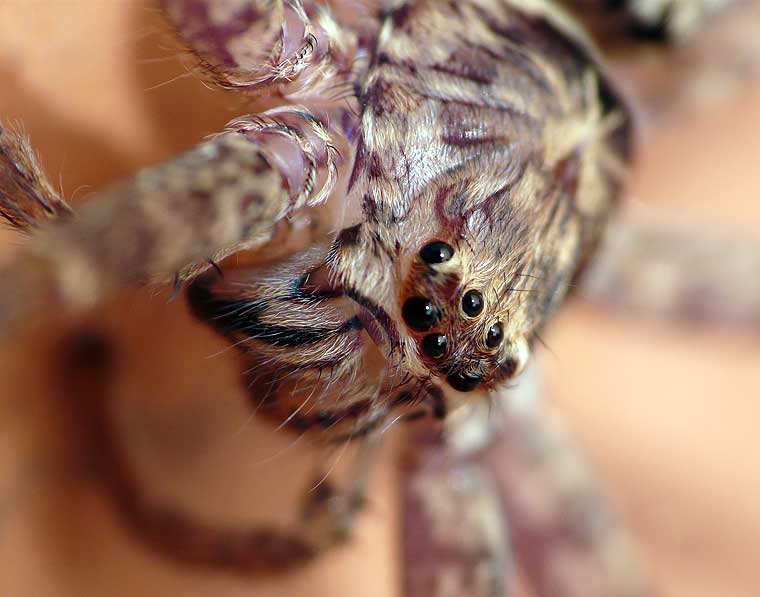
[580,213,760,328]
[480,365,654,597]
[564,0,745,41]
[60,328,380,573]
[0,107,342,338]
[401,427,514,597]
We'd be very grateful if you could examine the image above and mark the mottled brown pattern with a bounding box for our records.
[582,214,760,326]
[332,0,630,400]
[0,131,292,334]
[402,429,512,597]
[0,0,634,578]
[0,0,753,594]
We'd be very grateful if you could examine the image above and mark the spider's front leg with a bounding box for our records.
[0,101,366,569]
[0,0,368,336]
[0,104,347,336]
[162,0,366,98]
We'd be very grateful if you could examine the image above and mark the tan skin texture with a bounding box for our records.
[0,2,759,596]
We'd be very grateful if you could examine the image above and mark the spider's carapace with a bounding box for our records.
[186,0,632,438]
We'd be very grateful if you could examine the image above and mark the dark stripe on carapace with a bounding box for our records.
[463,39,553,94]
[335,223,362,248]
[440,130,510,149]
[429,46,497,85]
[415,90,532,124]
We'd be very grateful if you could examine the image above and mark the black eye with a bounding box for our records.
[461,290,484,317]
[419,241,454,264]
[446,371,482,392]
[402,297,438,331]
[422,333,447,357]
[485,322,503,348]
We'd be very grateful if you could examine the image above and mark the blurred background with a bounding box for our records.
[0,1,759,596]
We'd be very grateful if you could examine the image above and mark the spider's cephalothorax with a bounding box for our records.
[188,0,632,434]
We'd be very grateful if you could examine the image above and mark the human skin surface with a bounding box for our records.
[0,2,759,596]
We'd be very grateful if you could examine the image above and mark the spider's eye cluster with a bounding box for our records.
[402,240,509,391]
[402,240,455,332]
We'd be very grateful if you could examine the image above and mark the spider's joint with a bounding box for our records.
[228,107,342,209]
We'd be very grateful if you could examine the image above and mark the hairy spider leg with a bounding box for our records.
[0,121,73,231]
[401,364,654,597]
[57,328,382,572]
[162,0,371,101]
[0,104,347,336]
[581,214,760,329]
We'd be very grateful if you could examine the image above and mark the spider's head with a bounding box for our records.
[400,238,531,394]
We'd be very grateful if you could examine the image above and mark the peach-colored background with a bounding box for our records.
[0,2,759,596]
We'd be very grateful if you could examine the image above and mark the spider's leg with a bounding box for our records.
[480,369,654,597]
[61,324,383,572]
[580,214,760,329]
[298,432,381,549]
[0,121,72,231]
[566,0,744,41]
[161,0,363,98]
[401,428,514,597]
[400,365,652,597]
[0,106,343,337]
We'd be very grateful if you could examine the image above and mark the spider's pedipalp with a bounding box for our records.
[486,399,652,597]
[405,363,653,597]
[402,429,514,597]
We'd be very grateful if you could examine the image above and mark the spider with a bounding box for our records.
[0,1,759,596]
